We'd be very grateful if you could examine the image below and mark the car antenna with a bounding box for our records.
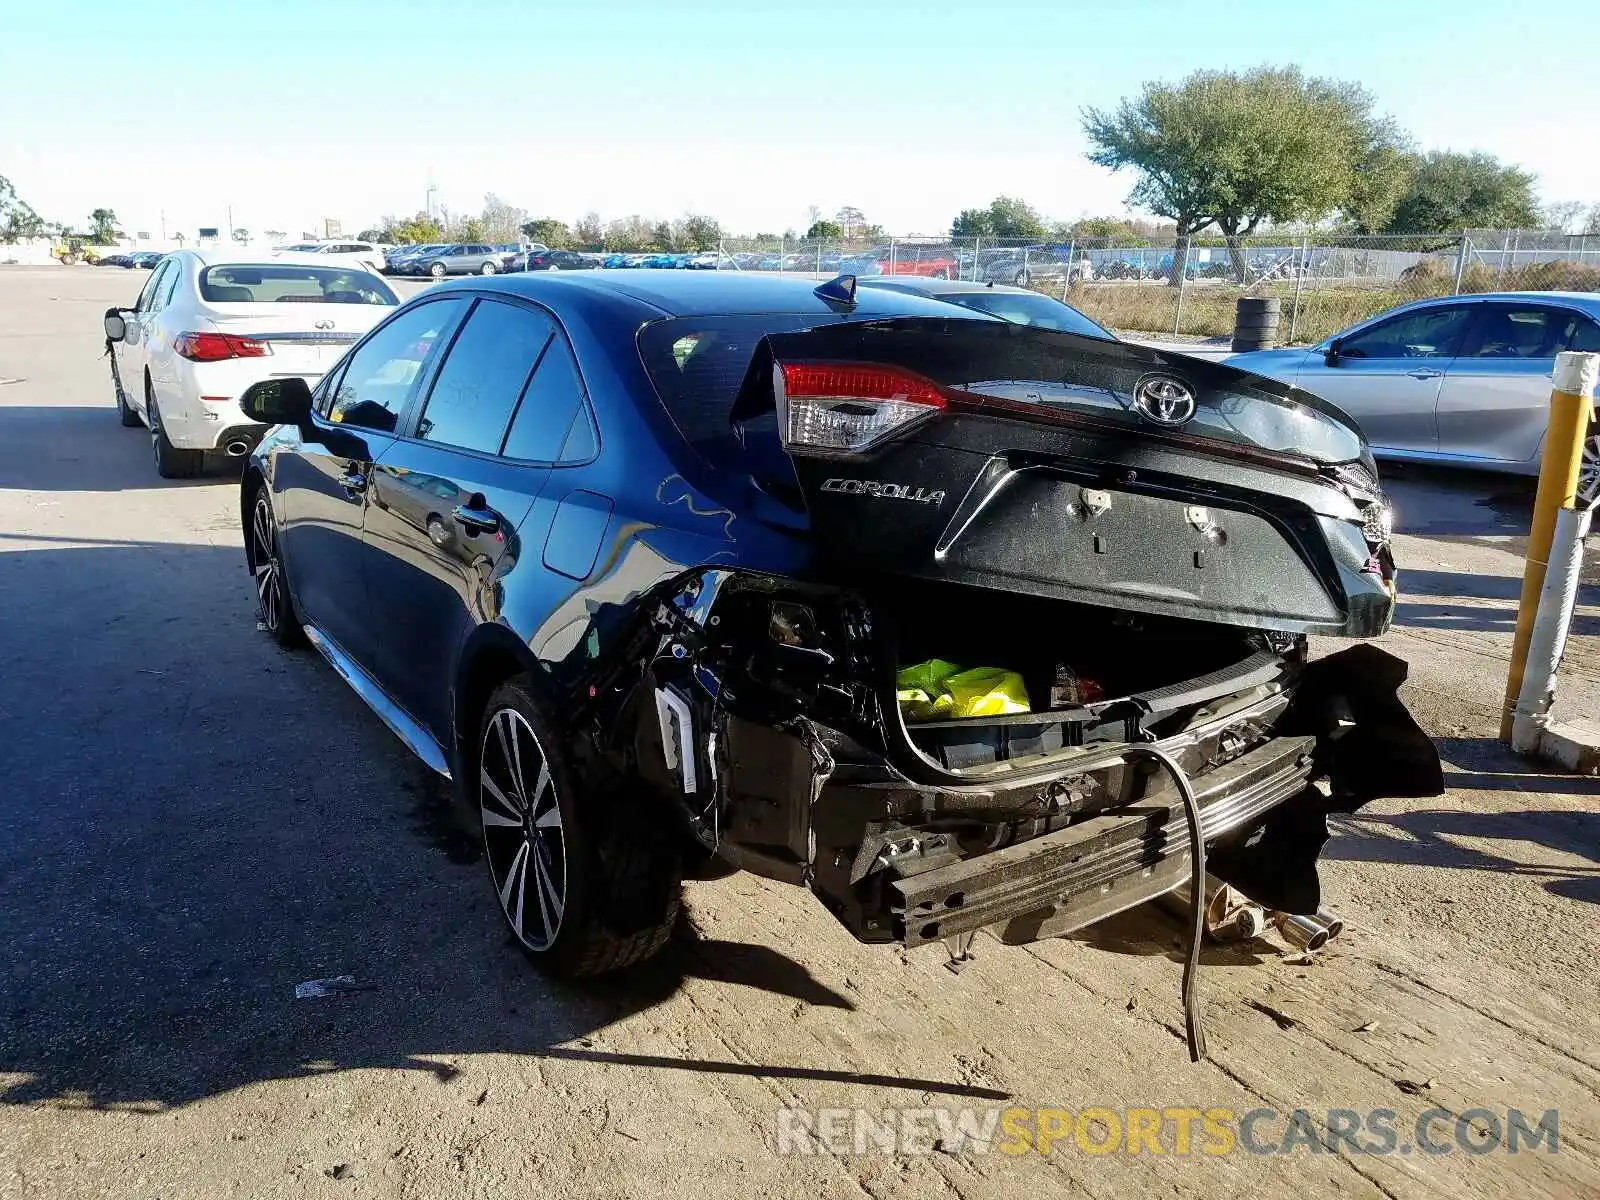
[813,273,857,312]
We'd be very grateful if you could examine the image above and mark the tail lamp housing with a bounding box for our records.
[173,332,271,362]
[774,361,947,457]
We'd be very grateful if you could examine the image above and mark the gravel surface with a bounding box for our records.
[1,266,1595,1200]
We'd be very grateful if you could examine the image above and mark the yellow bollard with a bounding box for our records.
[1500,351,1598,742]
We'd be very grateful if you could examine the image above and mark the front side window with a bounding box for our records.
[329,299,467,432]
[1339,306,1472,359]
[199,265,397,306]
[415,299,554,454]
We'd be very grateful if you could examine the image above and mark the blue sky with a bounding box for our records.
[0,0,1588,239]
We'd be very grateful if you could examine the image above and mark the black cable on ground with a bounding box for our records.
[1127,745,1209,1063]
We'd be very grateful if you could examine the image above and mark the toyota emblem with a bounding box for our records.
[1132,374,1197,426]
[313,318,335,330]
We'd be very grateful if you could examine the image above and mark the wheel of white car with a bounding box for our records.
[147,385,203,479]
[1578,429,1600,508]
[480,261,497,275]
[112,356,141,427]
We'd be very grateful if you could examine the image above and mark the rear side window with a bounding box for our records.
[1568,317,1600,353]
[415,299,554,454]
[329,299,467,431]
[1466,305,1575,358]
[503,335,588,462]
[199,265,396,306]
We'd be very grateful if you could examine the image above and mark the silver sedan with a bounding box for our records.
[1229,292,1600,503]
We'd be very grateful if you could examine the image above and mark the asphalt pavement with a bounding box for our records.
[1,266,1596,1200]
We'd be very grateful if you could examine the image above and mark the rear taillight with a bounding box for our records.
[173,332,271,362]
[774,361,947,456]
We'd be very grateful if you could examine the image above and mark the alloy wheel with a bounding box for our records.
[251,493,283,632]
[1579,431,1600,508]
[480,708,567,951]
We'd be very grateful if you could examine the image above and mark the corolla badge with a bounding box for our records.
[1132,374,1197,426]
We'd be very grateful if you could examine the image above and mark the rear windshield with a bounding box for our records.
[937,291,1114,340]
[638,313,847,452]
[199,265,397,305]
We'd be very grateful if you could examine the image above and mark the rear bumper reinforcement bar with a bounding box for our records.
[890,734,1316,947]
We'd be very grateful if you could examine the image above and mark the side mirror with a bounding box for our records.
[239,376,313,425]
[1324,337,1343,365]
[103,308,127,342]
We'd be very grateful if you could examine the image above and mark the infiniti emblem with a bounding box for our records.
[1132,374,1197,426]
[314,319,335,330]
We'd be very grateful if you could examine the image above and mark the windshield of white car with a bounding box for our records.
[936,291,1114,340]
[199,265,398,305]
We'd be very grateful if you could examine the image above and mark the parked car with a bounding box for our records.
[384,244,441,273]
[980,247,1093,287]
[1228,292,1600,503]
[858,277,1114,339]
[98,254,132,268]
[234,270,1435,995]
[310,241,386,273]
[409,244,506,277]
[513,249,597,272]
[101,250,399,477]
[126,251,165,269]
[880,246,959,279]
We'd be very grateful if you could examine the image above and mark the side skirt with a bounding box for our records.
[302,623,453,779]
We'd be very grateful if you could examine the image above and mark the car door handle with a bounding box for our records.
[339,468,368,493]
[1406,368,1443,379]
[452,501,499,535]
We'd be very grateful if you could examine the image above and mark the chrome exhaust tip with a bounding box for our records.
[224,439,251,457]
[1314,908,1344,941]
[1276,913,1329,953]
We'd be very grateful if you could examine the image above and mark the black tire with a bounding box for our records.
[245,485,304,648]
[478,677,680,977]
[112,357,141,427]
[429,261,447,278]
[1012,268,1030,287]
[148,387,203,479]
[1579,429,1600,508]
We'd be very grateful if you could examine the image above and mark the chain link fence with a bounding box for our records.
[706,229,1600,346]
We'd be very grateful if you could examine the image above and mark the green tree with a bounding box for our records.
[804,219,843,240]
[1382,151,1538,235]
[1083,66,1406,283]
[87,208,121,245]
[835,206,866,239]
[950,208,993,238]
[0,175,44,243]
[461,217,488,242]
[392,213,444,243]
[650,220,676,251]
[521,218,572,248]
[676,213,722,250]
[952,197,1048,242]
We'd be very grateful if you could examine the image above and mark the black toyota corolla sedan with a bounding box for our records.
[237,270,1439,989]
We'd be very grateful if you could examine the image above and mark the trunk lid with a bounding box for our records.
[199,303,382,377]
[757,319,1390,638]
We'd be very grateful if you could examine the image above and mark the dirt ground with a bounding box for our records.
[1,266,1596,1199]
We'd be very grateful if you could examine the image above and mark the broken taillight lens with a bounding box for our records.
[775,361,947,456]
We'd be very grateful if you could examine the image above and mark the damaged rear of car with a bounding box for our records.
[595,300,1441,976]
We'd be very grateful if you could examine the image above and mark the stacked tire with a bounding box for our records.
[1232,297,1281,353]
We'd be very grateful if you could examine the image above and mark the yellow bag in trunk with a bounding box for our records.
[896,659,1031,722]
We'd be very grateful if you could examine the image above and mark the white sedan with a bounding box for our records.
[103,250,400,477]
